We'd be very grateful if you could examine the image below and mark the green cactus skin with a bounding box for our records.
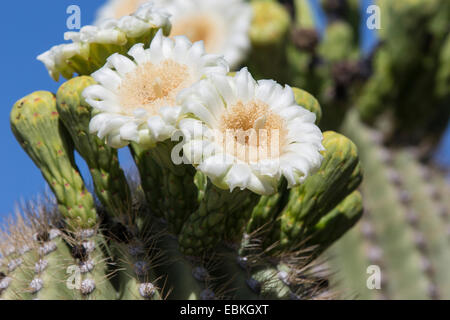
[0,222,118,300]
[246,0,291,81]
[392,152,450,298]
[320,0,361,38]
[10,91,97,230]
[130,139,200,235]
[318,22,358,64]
[343,112,431,300]
[153,234,204,300]
[111,240,162,300]
[292,87,323,124]
[0,246,36,300]
[435,32,450,98]
[327,220,383,300]
[288,0,450,147]
[56,76,132,218]
[304,190,363,258]
[129,142,163,217]
[249,266,291,299]
[145,140,199,234]
[357,0,450,150]
[329,111,450,299]
[80,233,117,300]
[287,2,362,131]
[30,236,79,300]
[178,182,260,256]
[294,0,316,28]
[270,131,362,252]
[246,179,289,236]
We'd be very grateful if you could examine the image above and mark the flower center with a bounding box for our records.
[113,0,144,19]
[118,59,193,116]
[170,13,225,54]
[219,100,286,162]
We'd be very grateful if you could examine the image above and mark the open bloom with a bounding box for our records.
[38,3,171,81]
[83,30,229,148]
[178,68,324,195]
[95,0,253,69]
[95,0,150,22]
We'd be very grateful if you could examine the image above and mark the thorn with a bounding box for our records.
[80,279,96,295]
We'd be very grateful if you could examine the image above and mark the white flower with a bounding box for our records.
[178,68,324,196]
[37,3,171,81]
[95,0,151,23]
[95,0,253,69]
[83,30,229,148]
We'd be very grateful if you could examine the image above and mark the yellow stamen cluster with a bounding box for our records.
[170,13,225,54]
[118,59,192,115]
[219,100,286,162]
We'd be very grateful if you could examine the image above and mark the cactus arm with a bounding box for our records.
[246,0,291,82]
[246,179,289,235]
[305,190,363,257]
[436,32,450,98]
[250,266,291,299]
[111,241,162,300]
[153,234,204,300]
[393,151,450,299]
[56,76,132,218]
[318,22,358,63]
[275,131,362,251]
[327,222,381,300]
[32,237,80,300]
[342,111,431,299]
[129,142,163,217]
[10,91,97,230]
[80,234,117,300]
[178,182,259,256]
[210,247,260,300]
[145,140,199,234]
[0,250,36,300]
[429,170,450,226]
[294,0,316,28]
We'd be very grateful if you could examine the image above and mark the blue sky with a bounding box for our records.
[0,1,135,219]
[0,0,448,219]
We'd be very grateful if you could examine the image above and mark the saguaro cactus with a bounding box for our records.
[5,0,447,301]
[328,112,450,300]
[1,2,367,300]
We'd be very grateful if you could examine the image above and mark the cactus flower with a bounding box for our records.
[83,29,229,148]
[37,3,172,81]
[95,0,150,22]
[178,68,325,195]
[96,0,253,68]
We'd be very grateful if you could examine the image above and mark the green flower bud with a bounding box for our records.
[10,91,97,230]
